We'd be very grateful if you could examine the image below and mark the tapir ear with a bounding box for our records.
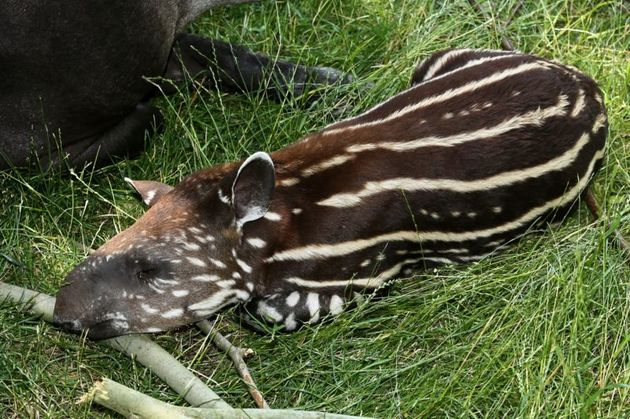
[124,178,174,207]
[231,152,275,228]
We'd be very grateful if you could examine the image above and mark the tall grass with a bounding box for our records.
[1,1,628,416]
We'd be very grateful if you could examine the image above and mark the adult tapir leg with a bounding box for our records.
[165,34,352,102]
[46,103,162,170]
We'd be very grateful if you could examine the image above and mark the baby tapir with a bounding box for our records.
[53,49,607,339]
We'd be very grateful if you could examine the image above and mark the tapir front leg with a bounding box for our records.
[241,289,350,332]
[166,34,352,103]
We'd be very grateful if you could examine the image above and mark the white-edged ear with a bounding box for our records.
[231,152,275,228]
[124,178,173,207]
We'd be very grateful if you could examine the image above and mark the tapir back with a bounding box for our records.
[262,49,607,291]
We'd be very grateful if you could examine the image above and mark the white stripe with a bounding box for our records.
[571,89,585,118]
[246,237,267,248]
[320,129,588,208]
[345,94,569,153]
[280,178,300,187]
[592,113,607,134]
[263,212,282,221]
[188,289,236,313]
[268,149,602,262]
[299,93,568,183]
[284,258,422,289]
[191,274,221,282]
[323,60,544,138]
[422,50,517,83]
[161,308,183,319]
[301,154,355,177]
[236,259,253,273]
[422,49,474,81]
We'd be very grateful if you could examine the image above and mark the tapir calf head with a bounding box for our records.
[53,153,275,339]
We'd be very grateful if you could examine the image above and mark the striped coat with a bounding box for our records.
[53,49,607,339]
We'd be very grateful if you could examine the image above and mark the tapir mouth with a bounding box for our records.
[52,315,129,340]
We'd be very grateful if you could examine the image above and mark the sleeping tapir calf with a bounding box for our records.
[0,0,348,170]
[54,49,607,339]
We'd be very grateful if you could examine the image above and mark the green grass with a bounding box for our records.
[1,0,629,417]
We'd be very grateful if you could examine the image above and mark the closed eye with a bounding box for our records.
[137,268,158,281]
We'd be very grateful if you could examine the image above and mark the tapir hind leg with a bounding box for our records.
[164,34,352,103]
[49,103,161,170]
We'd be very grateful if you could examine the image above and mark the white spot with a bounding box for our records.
[191,274,220,282]
[155,278,178,286]
[430,212,440,220]
[232,272,242,279]
[188,227,203,234]
[467,212,477,218]
[329,295,344,315]
[376,254,386,261]
[443,112,454,119]
[161,308,183,319]
[210,258,227,269]
[235,290,250,300]
[246,282,254,291]
[183,242,201,251]
[141,304,158,314]
[263,212,282,222]
[172,290,190,297]
[148,283,165,294]
[458,109,470,117]
[451,211,461,217]
[285,291,300,307]
[420,209,428,215]
[483,101,493,108]
[280,178,300,187]
[492,206,502,213]
[186,257,206,267]
[257,301,283,322]
[306,293,320,323]
[292,208,303,215]
[215,280,236,289]
[236,259,253,273]
[360,259,371,267]
[246,237,267,248]
[284,313,297,331]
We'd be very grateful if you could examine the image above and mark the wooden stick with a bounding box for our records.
[0,282,230,409]
[83,377,369,419]
[197,320,269,409]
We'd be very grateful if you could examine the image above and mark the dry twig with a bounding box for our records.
[197,319,269,409]
[83,377,366,418]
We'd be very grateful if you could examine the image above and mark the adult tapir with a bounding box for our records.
[0,0,348,170]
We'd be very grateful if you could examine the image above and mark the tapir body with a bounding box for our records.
[54,49,607,339]
[0,0,347,170]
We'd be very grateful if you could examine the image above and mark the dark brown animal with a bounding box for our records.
[53,49,607,339]
[0,0,348,170]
